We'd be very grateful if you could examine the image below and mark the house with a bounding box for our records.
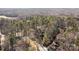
[15,31,24,37]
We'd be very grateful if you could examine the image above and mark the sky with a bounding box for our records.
[0,0,78,8]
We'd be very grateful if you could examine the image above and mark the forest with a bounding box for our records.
[0,15,79,51]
